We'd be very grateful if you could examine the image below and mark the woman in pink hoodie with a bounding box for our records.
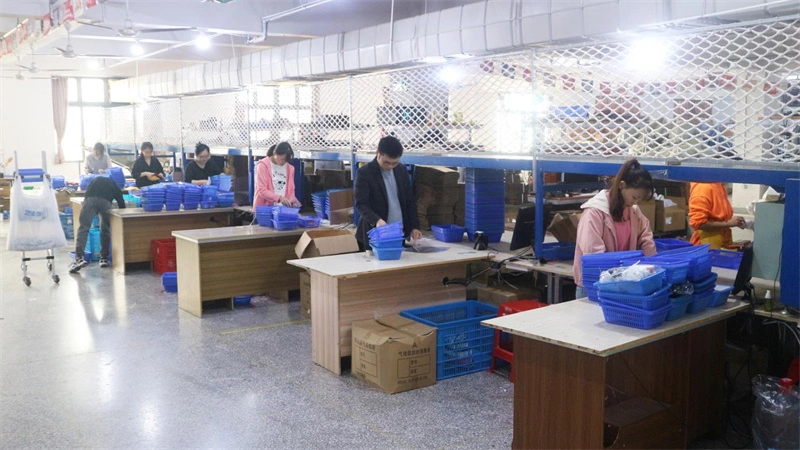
[254,142,302,208]
[573,159,657,297]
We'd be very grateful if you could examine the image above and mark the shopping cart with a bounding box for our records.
[6,152,66,286]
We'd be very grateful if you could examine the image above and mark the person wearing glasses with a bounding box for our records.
[184,142,223,186]
[354,136,421,251]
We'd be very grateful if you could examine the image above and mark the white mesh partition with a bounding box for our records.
[180,92,249,149]
[104,105,136,146]
[532,19,800,167]
[247,85,315,151]
[140,99,181,147]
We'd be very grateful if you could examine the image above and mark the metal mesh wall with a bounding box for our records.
[532,19,800,167]
[104,106,135,146]
[180,92,248,149]
[248,85,315,151]
[139,99,181,147]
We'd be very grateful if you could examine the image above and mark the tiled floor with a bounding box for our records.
[0,221,514,449]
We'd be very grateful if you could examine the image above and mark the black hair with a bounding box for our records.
[609,158,654,222]
[93,142,106,154]
[195,142,210,156]
[141,141,154,151]
[266,144,277,157]
[272,142,293,160]
[377,136,404,159]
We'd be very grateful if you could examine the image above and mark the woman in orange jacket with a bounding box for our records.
[688,182,745,249]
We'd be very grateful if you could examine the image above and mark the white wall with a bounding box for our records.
[0,78,81,178]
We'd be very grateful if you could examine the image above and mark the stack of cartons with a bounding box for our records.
[414,166,463,230]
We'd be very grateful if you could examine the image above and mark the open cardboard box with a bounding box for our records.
[294,229,359,259]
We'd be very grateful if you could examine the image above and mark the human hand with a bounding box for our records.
[410,229,422,240]
[141,172,152,178]
[728,216,746,229]
[291,199,302,207]
[279,196,293,206]
[376,219,387,227]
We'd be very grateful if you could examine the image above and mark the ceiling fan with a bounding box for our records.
[78,0,194,37]
[16,47,77,74]
[0,70,50,81]
[55,27,125,59]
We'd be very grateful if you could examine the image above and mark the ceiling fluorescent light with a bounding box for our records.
[131,42,144,56]
[195,34,211,50]
[421,56,447,64]
[86,59,101,70]
[627,38,670,71]
[438,66,464,85]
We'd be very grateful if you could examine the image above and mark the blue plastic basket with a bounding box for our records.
[597,284,672,311]
[369,238,404,249]
[370,244,404,260]
[297,215,321,228]
[594,268,666,296]
[273,219,298,231]
[540,242,576,261]
[621,257,689,285]
[654,238,693,252]
[161,272,178,293]
[692,272,718,293]
[687,287,713,314]
[400,301,498,380]
[708,285,733,308]
[368,222,403,240]
[233,295,252,307]
[600,300,671,330]
[709,249,743,270]
[432,224,466,243]
[665,294,693,321]
[581,250,644,267]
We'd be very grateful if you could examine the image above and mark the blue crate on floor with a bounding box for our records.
[401,301,498,380]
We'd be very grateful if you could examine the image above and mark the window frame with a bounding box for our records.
[64,77,114,162]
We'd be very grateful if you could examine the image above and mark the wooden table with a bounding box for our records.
[108,207,233,274]
[287,247,493,375]
[483,298,747,449]
[172,225,306,317]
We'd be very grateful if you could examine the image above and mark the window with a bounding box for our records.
[62,78,110,162]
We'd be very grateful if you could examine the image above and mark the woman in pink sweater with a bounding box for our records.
[573,159,657,298]
[254,142,301,208]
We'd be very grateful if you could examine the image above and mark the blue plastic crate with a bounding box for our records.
[370,245,404,260]
[622,257,689,285]
[581,250,644,267]
[297,215,321,228]
[600,300,671,330]
[233,295,252,307]
[665,294,693,321]
[161,272,178,293]
[400,301,498,380]
[273,219,298,231]
[369,238,404,249]
[687,287,714,314]
[654,238,693,252]
[368,222,404,240]
[708,285,733,308]
[594,268,665,296]
[432,225,466,243]
[709,249,743,270]
[692,272,718,293]
[540,242,576,261]
[597,284,672,311]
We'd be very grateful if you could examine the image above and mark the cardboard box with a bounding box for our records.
[637,200,657,230]
[547,211,582,243]
[351,315,437,394]
[655,196,687,232]
[294,229,359,259]
[55,191,72,211]
[477,286,520,307]
[327,189,354,225]
[299,271,311,318]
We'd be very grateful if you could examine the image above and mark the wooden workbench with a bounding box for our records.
[287,246,493,374]
[109,206,233,274]
[172,225,306,317]
[482,298,747,449]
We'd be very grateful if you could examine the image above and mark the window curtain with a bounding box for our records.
[52,76,68,164]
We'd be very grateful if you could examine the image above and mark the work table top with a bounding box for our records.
[172,224,307,244]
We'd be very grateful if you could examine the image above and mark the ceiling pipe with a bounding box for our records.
[246,0,336,45]
[388,0,395,64]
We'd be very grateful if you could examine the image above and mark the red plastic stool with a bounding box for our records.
[489,299,547,383]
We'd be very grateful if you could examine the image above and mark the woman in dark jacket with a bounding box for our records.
[131,142,164,188]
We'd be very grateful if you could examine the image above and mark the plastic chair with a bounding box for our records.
[489,299,548,382]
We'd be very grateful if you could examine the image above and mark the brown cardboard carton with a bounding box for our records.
[294,229,359,259]
[351,315,437,394]
[327,189,354,225]
[655,196,687,232]
[477,286,519,307]
[547,211,582,243]
[637,200,657,230]
[299,271,311,318]
[55,191,72,211]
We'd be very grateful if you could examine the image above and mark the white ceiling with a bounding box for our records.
[0,0,480,79]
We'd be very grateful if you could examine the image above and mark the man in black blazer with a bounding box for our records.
[355,136,421,250]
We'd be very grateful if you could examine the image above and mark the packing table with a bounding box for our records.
[172,225,307,317]
[482,298,747,449]
[287,246,494,375]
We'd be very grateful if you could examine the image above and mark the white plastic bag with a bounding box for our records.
[6,177,67,251]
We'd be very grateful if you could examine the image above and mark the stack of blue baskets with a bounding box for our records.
[200,185,218,209]
[581,250,644,302]
[255,206,274,227]
[464,169,505,243]
[210,174,232,192]
[162,272,178,293]
[140,185,166,212]
[165,183,185,211]
[108,167,125,188]
[311,191,328,219]
[368,222,404,260]
[596,267,671,330]
[51,175,66,189]
[59,212,74,239]
[217,192,234,207]
[272,206,299,231]
[647,244,714,313]
[182,184,202,210]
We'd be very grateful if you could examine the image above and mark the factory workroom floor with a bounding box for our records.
[0,218,743,449]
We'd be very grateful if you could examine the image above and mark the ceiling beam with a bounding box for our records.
[0,1,49,18]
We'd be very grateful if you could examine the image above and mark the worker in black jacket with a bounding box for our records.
[355,136,421,251]
[69,176,126,273]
